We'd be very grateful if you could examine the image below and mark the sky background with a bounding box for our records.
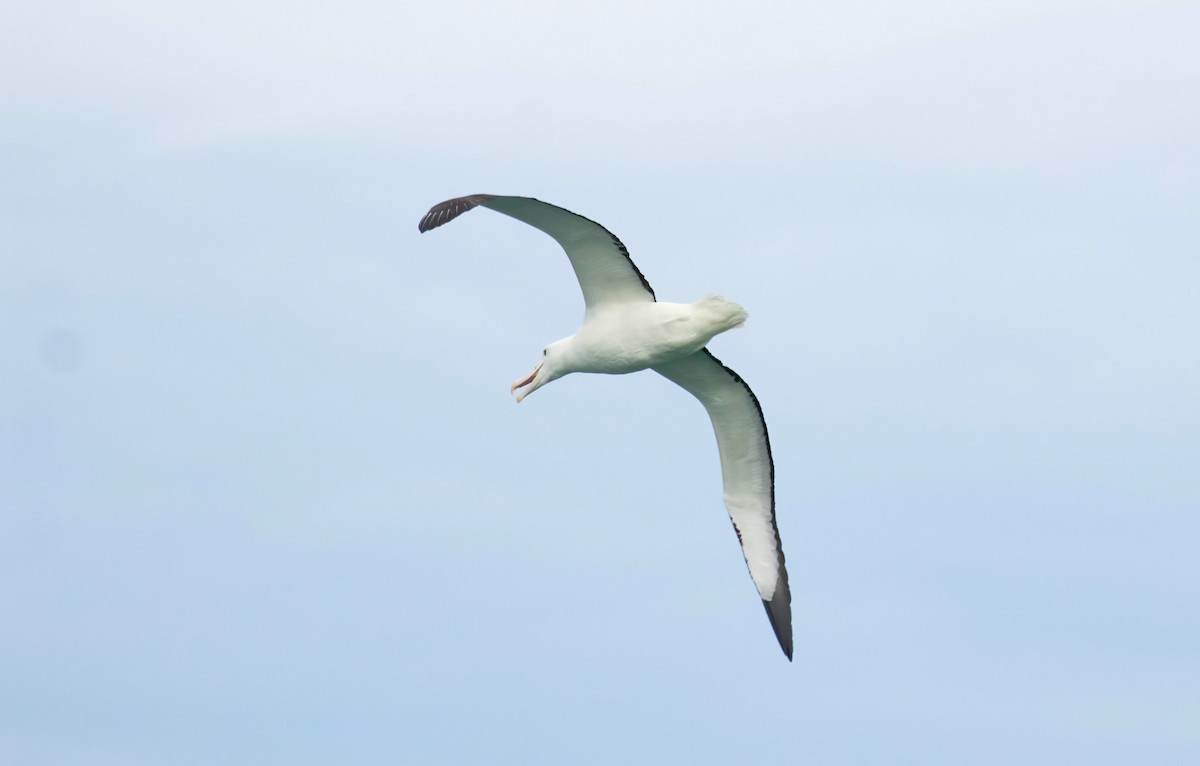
[2,1,1198,763]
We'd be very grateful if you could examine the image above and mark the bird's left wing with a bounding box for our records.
[653,349,793,660]
[419,195,656,310]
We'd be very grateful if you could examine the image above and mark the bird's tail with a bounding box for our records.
[697,295,748,334]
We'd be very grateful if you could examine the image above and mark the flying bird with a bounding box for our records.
[418,195,792,660]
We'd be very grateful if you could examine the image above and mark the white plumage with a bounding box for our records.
[419,194,793,660]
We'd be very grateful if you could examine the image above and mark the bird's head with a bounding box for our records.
[511,340,570,403]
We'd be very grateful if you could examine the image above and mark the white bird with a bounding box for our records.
[419,195,792,660]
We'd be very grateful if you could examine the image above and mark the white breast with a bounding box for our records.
[571,297,748,374]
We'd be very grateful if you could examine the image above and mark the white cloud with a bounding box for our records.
[4,1,1196,170]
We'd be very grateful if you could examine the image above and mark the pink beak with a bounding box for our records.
[511,363,543,403]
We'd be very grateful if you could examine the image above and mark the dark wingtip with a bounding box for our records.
[417,194,496,233]
[762,580,794,661]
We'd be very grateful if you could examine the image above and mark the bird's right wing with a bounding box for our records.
[653,349,793,660]
[419,195,656,311]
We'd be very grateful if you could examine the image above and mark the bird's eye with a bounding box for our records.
[543,348,547,356]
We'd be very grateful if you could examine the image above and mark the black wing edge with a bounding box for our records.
[607,230,656,300]
[417,194,656,300]
[763,577,794,661]
[418,194,496,233]
[552,199,657,301]
[703,349,793,661]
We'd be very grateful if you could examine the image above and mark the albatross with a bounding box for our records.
[418,195,793,660]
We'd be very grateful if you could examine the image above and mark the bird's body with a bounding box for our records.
[419,194,793,660]
[556,297,748,375]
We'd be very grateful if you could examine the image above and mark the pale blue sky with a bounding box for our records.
[2,1,1198,764]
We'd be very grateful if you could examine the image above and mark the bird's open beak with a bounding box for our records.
[511,362,544,403]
